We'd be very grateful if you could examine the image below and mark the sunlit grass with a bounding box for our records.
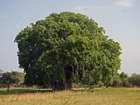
[0,88,140,105]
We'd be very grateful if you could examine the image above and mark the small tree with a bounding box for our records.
[0,71,20,92]
[120,72,128,87]
[112,73,122,87]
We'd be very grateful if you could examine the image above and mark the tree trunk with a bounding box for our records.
[64,63,73,90]
[51,82,65,91]
[50,63,73,91]
[64,78,72,90]
[7,84,10,93]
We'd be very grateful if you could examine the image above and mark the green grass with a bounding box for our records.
[0,88,52,96]
[0,88,140,105]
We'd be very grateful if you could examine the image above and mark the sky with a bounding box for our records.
[0,0,140,75]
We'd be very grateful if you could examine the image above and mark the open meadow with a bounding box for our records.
[0,88,140,105]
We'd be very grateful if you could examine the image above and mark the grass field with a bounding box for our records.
[0,88,140,105]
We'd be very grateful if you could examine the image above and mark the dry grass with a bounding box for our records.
[0,88,140,105]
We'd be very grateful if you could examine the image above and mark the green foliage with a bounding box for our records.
[128,73,140,86]
[112,73,122,87]
[0,71,20,91]
[15,12,121,90]
[0,71,24,91]
[17,72,25,83]
[120,72,128,86]
[111,72,140,87]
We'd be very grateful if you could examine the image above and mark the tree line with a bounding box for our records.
[111,72,140,87]
[0,69,139,92]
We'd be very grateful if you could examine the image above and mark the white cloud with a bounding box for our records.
[72,0,136,13]
[73,6,93,11]
[72,5,111,14]
[72,5,94,14]
[73,5,111,11]
[113,0,136,8]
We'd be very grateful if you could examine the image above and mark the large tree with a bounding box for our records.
[15,12,121,90]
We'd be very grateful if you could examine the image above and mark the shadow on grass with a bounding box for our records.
[72,88,95,93]
[0,88,53,95]
[0,88,97,95]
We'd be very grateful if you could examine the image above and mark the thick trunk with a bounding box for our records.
[51,82,65,91]
[64,78,72,90]
[64,63,73,90]
[50,62,73,91]
[51,80,72,91]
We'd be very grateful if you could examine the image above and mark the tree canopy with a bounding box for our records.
[15,12,121,90]
[0,71,20,92]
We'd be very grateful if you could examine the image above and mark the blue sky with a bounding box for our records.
[0,0,140,75]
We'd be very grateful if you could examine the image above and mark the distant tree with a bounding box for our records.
[120,72,128,87]
[17,72,25,84]
[0,69,3,77]
[0,69,4,87]
[112,73,122,87]
[15,12,121,90]
[0,71,20,92]
[128,73,140,86]
[9,71,25,86]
